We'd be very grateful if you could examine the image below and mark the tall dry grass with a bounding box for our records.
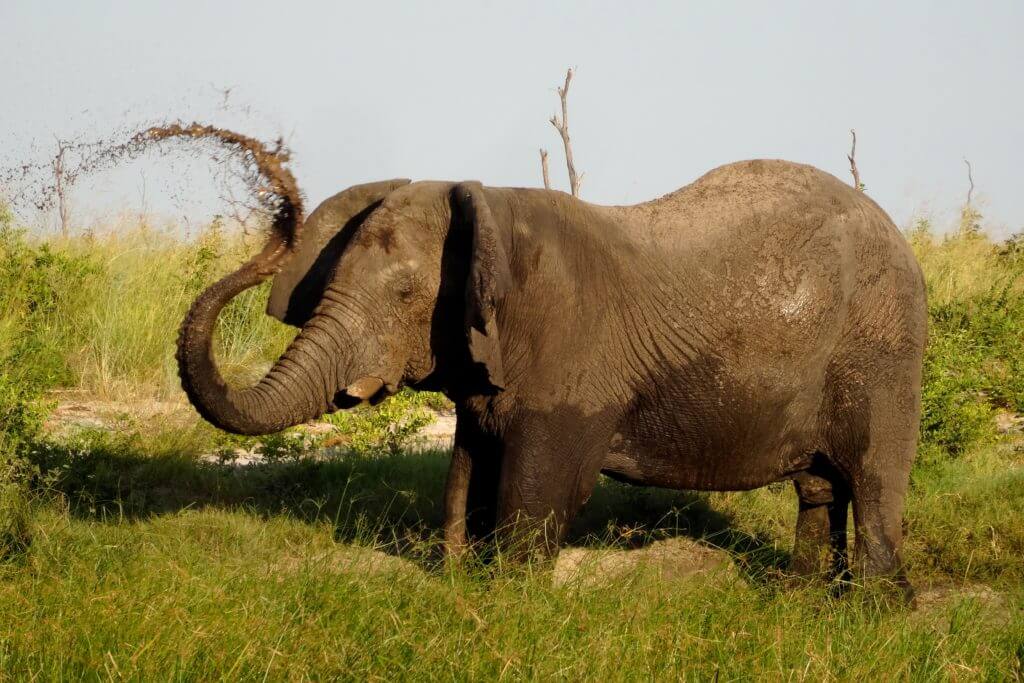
[6,216,296,401]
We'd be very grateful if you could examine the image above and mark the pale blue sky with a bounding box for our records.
[2,1,1022,236]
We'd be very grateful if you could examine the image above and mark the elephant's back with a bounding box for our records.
[617,159,924,319]
[616,159,859,247]
[599,162,926,485]
[613,158,926,404]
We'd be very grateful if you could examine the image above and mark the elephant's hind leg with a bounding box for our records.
[849,432,915,589]
[791,466,850,580]
[825,364,918,597]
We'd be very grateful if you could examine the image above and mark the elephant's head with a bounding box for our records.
[177,175,512,435]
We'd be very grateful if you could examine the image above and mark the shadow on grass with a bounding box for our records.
[27,433,788,580]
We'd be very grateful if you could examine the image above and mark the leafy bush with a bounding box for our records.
[912,223,1024,460]
[0,205,87,557]
[0,451,34,561]
[321,389,439,456]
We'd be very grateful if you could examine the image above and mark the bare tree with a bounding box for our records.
[963,157,975,207]
[847,129,863,191]
[539,148,551,190]
[52,136,72,236]
[960,157,981,236]
[543,67,584,197]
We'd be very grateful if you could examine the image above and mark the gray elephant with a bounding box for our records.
[177,142,926,586]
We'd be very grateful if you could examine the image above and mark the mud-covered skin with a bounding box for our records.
[178,159,926,586]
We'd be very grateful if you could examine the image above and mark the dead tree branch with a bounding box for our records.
[964,157,975,206]
[548,67,583,197]
[959,157,981,237]
[52,136,71,236]
[539,148,551,190]
[847,129,863,191]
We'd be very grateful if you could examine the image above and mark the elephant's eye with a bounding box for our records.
[395,274,418,302]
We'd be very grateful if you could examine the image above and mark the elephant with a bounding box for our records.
[177,155,927,586]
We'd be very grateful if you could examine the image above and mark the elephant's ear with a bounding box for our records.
[267,178,411,326]
[453,182,512,391]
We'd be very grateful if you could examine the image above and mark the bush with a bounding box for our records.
[0,205,82,557]
[0,452,34,561]
[321,389,439,456]
[912,223,1024,459]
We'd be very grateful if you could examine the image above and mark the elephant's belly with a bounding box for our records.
[600,435,811,492]
[600,376,820,491]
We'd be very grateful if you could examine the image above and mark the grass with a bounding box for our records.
[2,436,1024,679]
[1,207,1023,678]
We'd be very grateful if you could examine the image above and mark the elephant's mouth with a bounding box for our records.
[330,376,394,410]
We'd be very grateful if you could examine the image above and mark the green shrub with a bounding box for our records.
[0,212,94,392]
[0,204,94,449]
[321,389,438,456]
[0,204,100,558]
[0,451,34,561]
[913,224,1024,459]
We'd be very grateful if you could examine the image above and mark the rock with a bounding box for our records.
[552,537,737,588]
[994,410,1023,434]
[273,546,423,578]
[407,412,457,450]
[911,583,1012,628]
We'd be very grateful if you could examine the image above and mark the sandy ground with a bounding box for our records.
[45,390,458,462]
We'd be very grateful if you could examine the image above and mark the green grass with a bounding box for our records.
[1,208,1024,678]
[2,435,1024,679]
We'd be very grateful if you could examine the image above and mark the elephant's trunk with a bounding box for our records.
[176,234,349,435]
[162,122,345,435]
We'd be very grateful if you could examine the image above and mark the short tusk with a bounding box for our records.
[345,376,385,401]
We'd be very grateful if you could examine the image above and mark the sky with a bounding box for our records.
[2,0,1022,237]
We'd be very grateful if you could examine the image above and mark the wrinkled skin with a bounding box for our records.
[178,161,926,586]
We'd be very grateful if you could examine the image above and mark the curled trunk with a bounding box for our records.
[176,235,343,435]
[161,123,339,435]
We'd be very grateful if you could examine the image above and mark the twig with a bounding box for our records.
[964,157,974,206]
[549,67,583,197]
[539,149,551,190]
[847,129,862,191]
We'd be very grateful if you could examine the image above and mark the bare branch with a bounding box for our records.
[959,157,981,237]
[964,157,974,206]
[52,138,70,237]
[548,67,582,197]
[847,129,863,191]
[539,149,551,190]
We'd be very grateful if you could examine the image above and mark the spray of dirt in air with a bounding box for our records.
[135,122,306,249]
[2,120,306,253]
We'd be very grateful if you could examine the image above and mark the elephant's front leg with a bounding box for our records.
[442,409,502,558]
[443,444,472,557]
[495,412,614,560]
